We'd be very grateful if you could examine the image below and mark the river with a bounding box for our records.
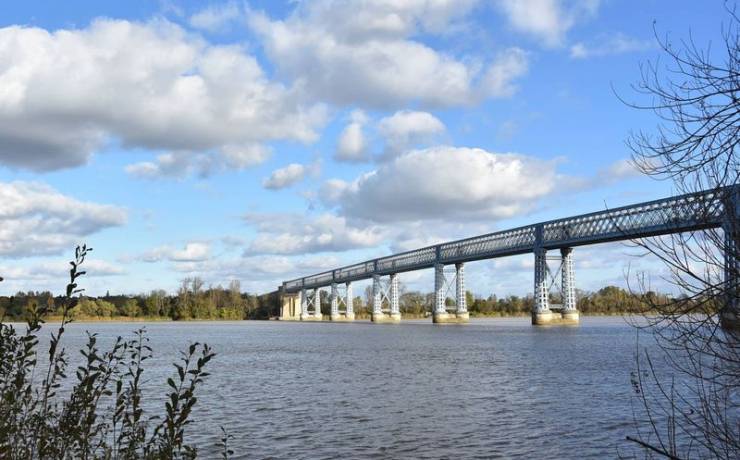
[27,317,655,458]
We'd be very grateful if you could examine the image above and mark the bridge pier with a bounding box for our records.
[532,225,579,326]
[532,244,553,325]
[300,287,322,321]
[279,290,301,320]
[371,274,401,323]
[433,263,469,323]
[330,282,356,321]
[560,248,579,324]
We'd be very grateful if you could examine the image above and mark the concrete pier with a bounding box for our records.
[372,312,401,323]
[532,309,579,325]
[279,291,301,320]
[433,311,469,324]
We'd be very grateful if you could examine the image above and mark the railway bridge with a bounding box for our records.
[279,186,739,326]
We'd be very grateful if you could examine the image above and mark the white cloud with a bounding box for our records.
[126,144,272,179]
[335,110,369,162]
[0,181,127,258]
[322,146,558,222]
[140,242,211,263]
[0,259,125,283]
[566,158,641,190]
[249,1,527,108]
[125,152,198,179]
[243,212,385,255]
[263,163,308,190]
[495,0,600,47]
[0,19,326,172]
[0,258,126,296]
[189,2,242,32]
[570,33,654,59]
[601,158,640,180]
[482,48,529,97]
[377,110,446,159]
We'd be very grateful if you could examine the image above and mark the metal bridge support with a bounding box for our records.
[560,248,580,324]
[300,287,322,321]
[346,282,355,320]
[531,243,579,326]
[455,263,469,320]
[371,274,401,323]
[372,275,383,321]
[330,281,356,322]
[722,188,740,330]
[389,273,402,321]
[432,263,469,324]
[532,245,553,325]
[313,288,322,319]
[330,283,339,321]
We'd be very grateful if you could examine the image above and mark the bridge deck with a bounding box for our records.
[283,187,733,293]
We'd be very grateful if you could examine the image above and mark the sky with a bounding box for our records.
[0,0,732,298]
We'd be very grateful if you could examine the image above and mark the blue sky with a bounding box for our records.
[0,0,731,297]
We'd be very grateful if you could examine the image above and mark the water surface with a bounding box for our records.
[31,317,652,459]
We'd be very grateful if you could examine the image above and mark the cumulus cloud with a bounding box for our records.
[249,0,527,108]
[0,258,126,296]
[570,33,654,59]
[125,152,200,179]
[495,0,600,47]
[335,110,369,162]
[243,212,385,255]
[0,181,127,257]
[377,110,446,159]
[0,19,326,172]
[139,242,211,263]
[263,163,311,190]
[126,145,271,179]
[322,146,558,222]
[0,259,125,282]
[189,2,242,32]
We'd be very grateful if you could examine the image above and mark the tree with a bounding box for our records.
[621,5,739,457]
[121,298,140,317]
[143,289,168,317]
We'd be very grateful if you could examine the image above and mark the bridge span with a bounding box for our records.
[279,185,739,325]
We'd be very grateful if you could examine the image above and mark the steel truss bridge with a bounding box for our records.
[280,186,739,325]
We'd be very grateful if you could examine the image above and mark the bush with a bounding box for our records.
[0,245,222,458]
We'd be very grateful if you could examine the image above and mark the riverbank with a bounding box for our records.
[2,311,637,323]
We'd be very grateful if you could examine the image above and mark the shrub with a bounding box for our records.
[0,245,222,458]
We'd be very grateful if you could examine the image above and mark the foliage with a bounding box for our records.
[0,246,221,458]
[0,277,277,322]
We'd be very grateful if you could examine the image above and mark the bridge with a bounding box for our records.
[279,185,739,325]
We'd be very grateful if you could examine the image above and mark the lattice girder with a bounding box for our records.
[284,187,732,293]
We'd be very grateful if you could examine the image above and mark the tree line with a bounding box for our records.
[0,277,277,321]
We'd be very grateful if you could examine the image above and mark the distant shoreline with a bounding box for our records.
[0,312,636,324]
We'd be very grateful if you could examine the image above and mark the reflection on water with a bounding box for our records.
[30,317,648,459]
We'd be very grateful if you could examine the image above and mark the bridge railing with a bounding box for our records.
[439,226,537,263]
[334,261,375,283]
[541,187,725,247]
[375,246,437,274]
